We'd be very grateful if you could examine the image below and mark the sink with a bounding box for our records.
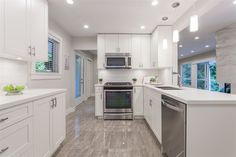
[156,86,183,90]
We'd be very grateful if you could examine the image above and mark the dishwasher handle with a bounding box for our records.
[162,100,184,113]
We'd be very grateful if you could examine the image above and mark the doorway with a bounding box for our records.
[75,54,84,104]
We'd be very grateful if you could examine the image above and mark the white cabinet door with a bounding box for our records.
[151,29,158,68]
[144,88,152,126]
[4,0,30,59]
[157,26,173,68]
[30,0,48,61]
[0,0,4,53]
[105,34,119,53]
[51,93,66,153]
[131,35,142,69]
[33,97,52,157]
[141,35,151,68]
[119,35,132,53]
[151,92,162,143]
[97,35,105,69]
[133,87,144,116]
[95,87,103,117]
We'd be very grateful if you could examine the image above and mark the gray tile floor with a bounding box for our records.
[54,97,162,157]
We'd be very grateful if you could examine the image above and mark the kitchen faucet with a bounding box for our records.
[172,72,182,87]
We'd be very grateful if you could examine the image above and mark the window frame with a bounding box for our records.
[180,63,192,87]
[31,30,63,80]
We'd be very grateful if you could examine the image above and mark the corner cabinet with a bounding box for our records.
[34,93,66,157]
[0,0,48,61]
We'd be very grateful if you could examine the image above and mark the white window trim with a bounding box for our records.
[31,30,63,80]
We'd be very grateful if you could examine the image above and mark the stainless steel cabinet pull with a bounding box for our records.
[54,98,57,107]
[51,98,55,108]
[0,117,8,123]
[28,46,32,56]
[0,147,9,154]
[162,100,184,112]
[32,47,36,56]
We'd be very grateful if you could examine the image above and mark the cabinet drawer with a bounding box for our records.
[0,103,33,130]
[0,118,33,157]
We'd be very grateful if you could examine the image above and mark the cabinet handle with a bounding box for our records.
[54,98,57,107]
[28,46,32,56]
[149,99,152,106]
[134,88,136,93]
[32,47,36,56]
[51,98,55,108]
[0,117,8,123]
[0,147,9,154]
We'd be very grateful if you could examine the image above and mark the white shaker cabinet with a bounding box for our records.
[95,86,103,117]
[97,35,106,69]
[34,93,66,157]
[151,29,158,68]
[133,86,144,116]
[118,34,132,53]
[0,0,48,61]
[144,88,152,126]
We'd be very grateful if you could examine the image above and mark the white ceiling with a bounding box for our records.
[178,0,236,59]
[48,0,197,36]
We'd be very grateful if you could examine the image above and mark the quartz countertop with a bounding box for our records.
[144,84,236,105]
[0,89,66,110]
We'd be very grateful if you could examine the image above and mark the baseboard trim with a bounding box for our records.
[66,107,75,115]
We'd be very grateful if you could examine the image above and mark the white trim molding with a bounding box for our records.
[66,106,75,115]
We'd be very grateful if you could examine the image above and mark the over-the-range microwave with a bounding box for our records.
[105,53,132,69]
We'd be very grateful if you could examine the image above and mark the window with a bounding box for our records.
[35,38,59,73]
[197,62,208,90]
[181,64,192,86]
[209,61,219,91]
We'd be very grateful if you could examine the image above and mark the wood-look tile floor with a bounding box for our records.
[54,97,162,157]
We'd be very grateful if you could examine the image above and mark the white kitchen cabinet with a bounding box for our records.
[131,35,151,69]
[133,86,144,116]
[97,35,105,69]
[0,0,48,61]
[151,29,158,68]
[157,26,173,68]
[104,34,132,53]
[30,0,48,61]
[95,86,103,117]
[144,87,152,126]
[34,93,66,157]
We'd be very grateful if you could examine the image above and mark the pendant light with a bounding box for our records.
[173,30,179,43]
[190,15,199,32]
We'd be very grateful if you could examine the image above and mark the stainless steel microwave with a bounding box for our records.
[105,53,132,69]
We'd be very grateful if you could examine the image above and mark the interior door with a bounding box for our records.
[75,54,84,104]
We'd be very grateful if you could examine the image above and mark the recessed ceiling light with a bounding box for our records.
[233,0,236,4]
[205,45,210,48]
[194,36,200,40]
[172,2,180,8]
[180,54,184,57]
[140,25,146,30]
[191,50,195,53]
[179,45,183,48]
[162,17,168,21]
[152,0,159,6]
[83,25,89,29]
[66,0,74,5]
[16,57,22,60]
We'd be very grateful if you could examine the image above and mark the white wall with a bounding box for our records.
[0,58,28,88]
[72,36,97,50]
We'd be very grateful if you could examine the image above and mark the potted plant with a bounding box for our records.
[150,78,156,84]
[98,78,103,84]
[132,78,137,84]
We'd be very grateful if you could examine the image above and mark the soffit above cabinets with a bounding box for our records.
[48,0,197,36]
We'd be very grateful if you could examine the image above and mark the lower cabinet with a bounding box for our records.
[34,93,66,157]
[144,87,162,143]
[133,86,144,116]
[95,86,103,117]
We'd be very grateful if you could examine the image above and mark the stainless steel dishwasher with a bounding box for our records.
[161,95,186,157]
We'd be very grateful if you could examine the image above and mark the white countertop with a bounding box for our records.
[0,89,66,110]
[144,84,236,105]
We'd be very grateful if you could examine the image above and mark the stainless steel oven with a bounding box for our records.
[105,53,132,69]
[162,95,186,157]
[103,82,133,120]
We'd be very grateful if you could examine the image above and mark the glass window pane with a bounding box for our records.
[209,61,220,91]
[181,64,191,87]
[197,63,206,79]
[75,55,81,98]
[197,80,206,89]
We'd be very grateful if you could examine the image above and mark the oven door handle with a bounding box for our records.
[162,100,184,113]
[104,90,133,92]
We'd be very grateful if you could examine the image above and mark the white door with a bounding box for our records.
[30,0,48,61]
[119,35,132,53]
[75,54,85,104]
[105,34,119,53]
[34,97,52,157]
[86,59,93,99]
[51,94,65,152]
[4,0,30,58]
[133,87,144,116]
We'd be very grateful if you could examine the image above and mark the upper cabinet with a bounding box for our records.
[0,0,48,61]
[104,34,132,53]
[151,29,159,68]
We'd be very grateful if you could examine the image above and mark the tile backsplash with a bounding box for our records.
[0,58,28,88]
